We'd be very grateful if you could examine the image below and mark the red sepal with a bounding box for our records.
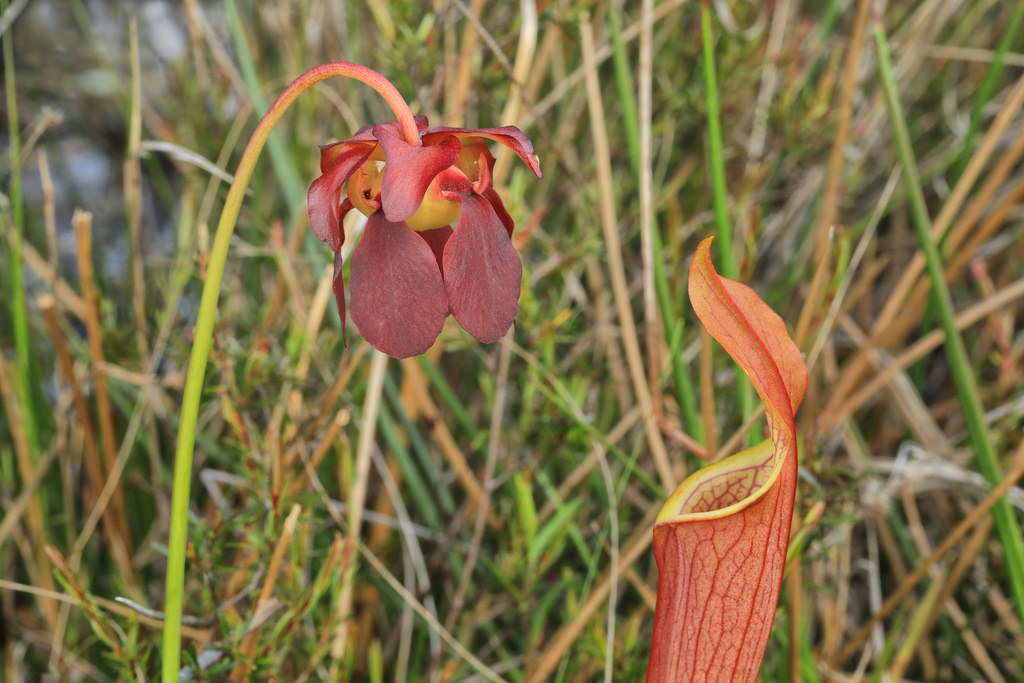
[423,125,542,179]
[349,211,448,358]
[442,191,522,344]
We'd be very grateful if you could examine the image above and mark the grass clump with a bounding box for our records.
[3,1,1024,680]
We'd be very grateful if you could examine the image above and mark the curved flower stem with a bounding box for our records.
[161,62,417,683]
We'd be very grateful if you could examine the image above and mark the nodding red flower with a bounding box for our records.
[307,115,542,358]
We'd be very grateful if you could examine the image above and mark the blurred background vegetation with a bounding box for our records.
[3,0,1024,680]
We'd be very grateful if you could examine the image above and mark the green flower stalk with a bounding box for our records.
[162,61,541,681]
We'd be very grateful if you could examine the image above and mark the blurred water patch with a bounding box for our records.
[10,0,200,286]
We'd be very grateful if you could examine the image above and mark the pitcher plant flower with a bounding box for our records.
[308,113,542,358]
[162,61,540,682]
[646,237,807,682]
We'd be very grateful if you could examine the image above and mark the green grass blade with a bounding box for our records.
[699,1,756,446]
[874,14,1024,625]
[1,0,40,455]
[608,6,701,444]
[222,0,306,215]
[699,1,734,279]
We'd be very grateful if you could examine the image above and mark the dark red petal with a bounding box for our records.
[373,124,461,224]
[318,141,344,173]
[443,192,522,344]
[319,116,430,170]
[481,187,515,238]
[349,211,448,358]
[332,251,347,344]
[377,115,430,138]
[423,125,542,179]
[418,226,453,276]
[308,144,374,251]
[318,139,375,173]
[364,115,430,142]
[338,197,354,221]
[472,150,492,193]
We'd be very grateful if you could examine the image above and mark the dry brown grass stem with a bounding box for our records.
[870,150,1024,373]
[580,14,674,493]
[942,127,1024,266]
[906,48,1024,274]
[639,0,661,424]
[833,442,1024,668]
[72,210,134,559]
[745,0,793,172]
[6,225,86,319]
[948,169,1024,279]
[804,169,900,380]
[16,106,63,164]
[715,403,767,463]
[182,0,209,92]
[270,220,311,324]
[824,501,857,661]
[44,546,122,648]
[191,0,246,103]
[794,0,871,348]
[38,295,128,574]
[0,356,58,627]
[836,316,947,453]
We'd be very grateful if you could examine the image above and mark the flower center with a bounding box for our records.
[404,170,463,231]
[346,137,497,231]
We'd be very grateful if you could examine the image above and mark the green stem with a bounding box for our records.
[223,0,306,214]
[700,1,756,446]
[874,16,1024,625]
[2,0,39,454]
[161,61,418,683]
[699,0,733,280]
